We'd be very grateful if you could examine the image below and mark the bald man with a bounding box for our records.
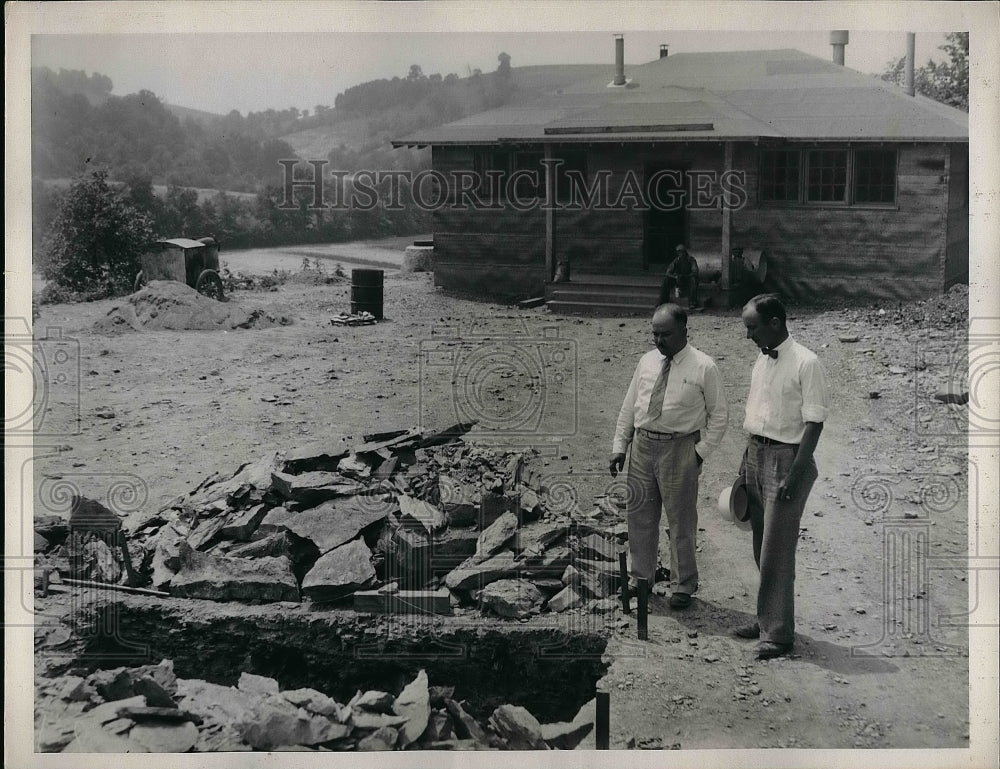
[610,304,728,607]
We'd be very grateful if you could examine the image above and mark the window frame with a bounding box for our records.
[758,145,898,209]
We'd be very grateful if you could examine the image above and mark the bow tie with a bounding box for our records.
[762,348,779,359]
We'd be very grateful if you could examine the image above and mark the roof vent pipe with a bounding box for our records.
[660,44,669,59]
[613,34,626,86]
[830,30,849,65]
[904,32,916,96]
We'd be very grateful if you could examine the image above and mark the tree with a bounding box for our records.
[497,52,512,78]
[39,170,153,298]
[880,32,968,111]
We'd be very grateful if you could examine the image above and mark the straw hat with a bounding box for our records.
[718,477,752,531]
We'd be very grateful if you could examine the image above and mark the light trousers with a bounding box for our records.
[625,429,700,594]
[743,442,818,645]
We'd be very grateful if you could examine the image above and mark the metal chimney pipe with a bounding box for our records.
[904,32,916,96]
[830,30,849,65]
[660,44,669,59]
[613,34,626,86]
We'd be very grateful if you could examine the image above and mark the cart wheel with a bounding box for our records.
[133,271,146,293]
[196,269,225,301]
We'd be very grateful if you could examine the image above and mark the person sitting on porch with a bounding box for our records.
[659,244,701,308]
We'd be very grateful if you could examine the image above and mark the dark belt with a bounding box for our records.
[750,434,798,447]
[638,427,700,442]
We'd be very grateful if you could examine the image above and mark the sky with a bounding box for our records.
[23,3,967,115]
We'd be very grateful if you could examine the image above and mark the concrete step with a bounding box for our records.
[545,299,661,316]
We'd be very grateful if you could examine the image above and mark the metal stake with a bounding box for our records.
[595,690,610,749]
[618,551,630,614]
[637,578,649,640]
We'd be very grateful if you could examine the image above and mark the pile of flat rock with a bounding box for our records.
[36,423,634,618]
[36,661,594,752]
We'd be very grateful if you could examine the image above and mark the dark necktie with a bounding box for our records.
[762,348,779,359]
[646,356,672,418]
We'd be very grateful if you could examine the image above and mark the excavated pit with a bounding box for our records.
[72,594,610,724]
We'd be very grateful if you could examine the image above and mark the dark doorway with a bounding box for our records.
[644,166,688,269]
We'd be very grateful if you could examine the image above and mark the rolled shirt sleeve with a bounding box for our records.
[799,355,830,424]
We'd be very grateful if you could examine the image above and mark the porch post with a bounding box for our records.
[721,141,733,291]
[545,144,556,281]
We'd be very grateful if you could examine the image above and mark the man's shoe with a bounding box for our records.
[733,622,760,639]
[669,593,692,609]
[755,641,793,660]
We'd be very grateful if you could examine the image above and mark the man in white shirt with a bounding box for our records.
[610,304,728,607]
[738,293,829,659]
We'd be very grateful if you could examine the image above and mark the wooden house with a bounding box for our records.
[393,37,969,309]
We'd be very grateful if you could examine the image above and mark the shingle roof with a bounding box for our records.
[393,48,968,146]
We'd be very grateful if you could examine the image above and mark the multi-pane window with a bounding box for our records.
[760,147,897,206]
[853,149,897,204]
[759,150,801,203]
[511,151,544,200]
[806,149,848,203]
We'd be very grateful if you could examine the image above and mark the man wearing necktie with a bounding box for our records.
[738,294,829,659]
[610,304,728,608]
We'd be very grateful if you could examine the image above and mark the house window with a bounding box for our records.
[473,149,510,198]
[760,146,896,207]
[853,149,897,204]
[759,149,800,203]
[806,149,848,203]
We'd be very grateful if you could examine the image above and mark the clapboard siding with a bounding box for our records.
[430,142,962,302]
[944,144,970,288]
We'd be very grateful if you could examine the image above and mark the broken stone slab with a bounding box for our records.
[176,679,260,724]
[428,686,455,708]
[149,523,188,589]
[350,689,395,713]
[418,422,477,448]
[118,706,202,725]
[183,453,283,512]
[540,719,594,749]
[443,698,487,742]
[220,504,269,542]
[238,672,280,696]
[194,723,252,752]
[62,724,149,753]
[279,441,351,475]
[488,704,548,750]
[350,710,410,730]
[392,669,431,749]
[169,543,299,603]
[398,494,448,535]
[562,564,581,587]
[473,512,518,564]
[934,386,970,405]
[270,470,366,506]
[578,533,616,561]
[514,485,543,522]
[373,455,400,482]
[128,721,199,752]
[236,697,351,750]
[479,578,544,619]
[518,545,571,576]
[438,476,480,527]
[353,588,452,616]
[512,521,567,554]
[357,726,399,751]
[81,695,149,725]
[530,577,565,594]
[227,531,294,559]
[186,512,232,552]
[281,688,344,720]
[444,550,519,592]
[431,528,479,569]
[546,585,586,612]
[480,491,516,529]
[259,497,389,555]
[337,454,374,481]
[301,537,376,601]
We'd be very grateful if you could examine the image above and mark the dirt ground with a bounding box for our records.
[28,248,974,750]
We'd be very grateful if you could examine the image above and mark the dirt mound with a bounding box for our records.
[839,283,969,329]
[92,281,292,333]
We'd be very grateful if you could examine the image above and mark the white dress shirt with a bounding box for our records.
[613,343,728,459]
[743,334,829,444]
